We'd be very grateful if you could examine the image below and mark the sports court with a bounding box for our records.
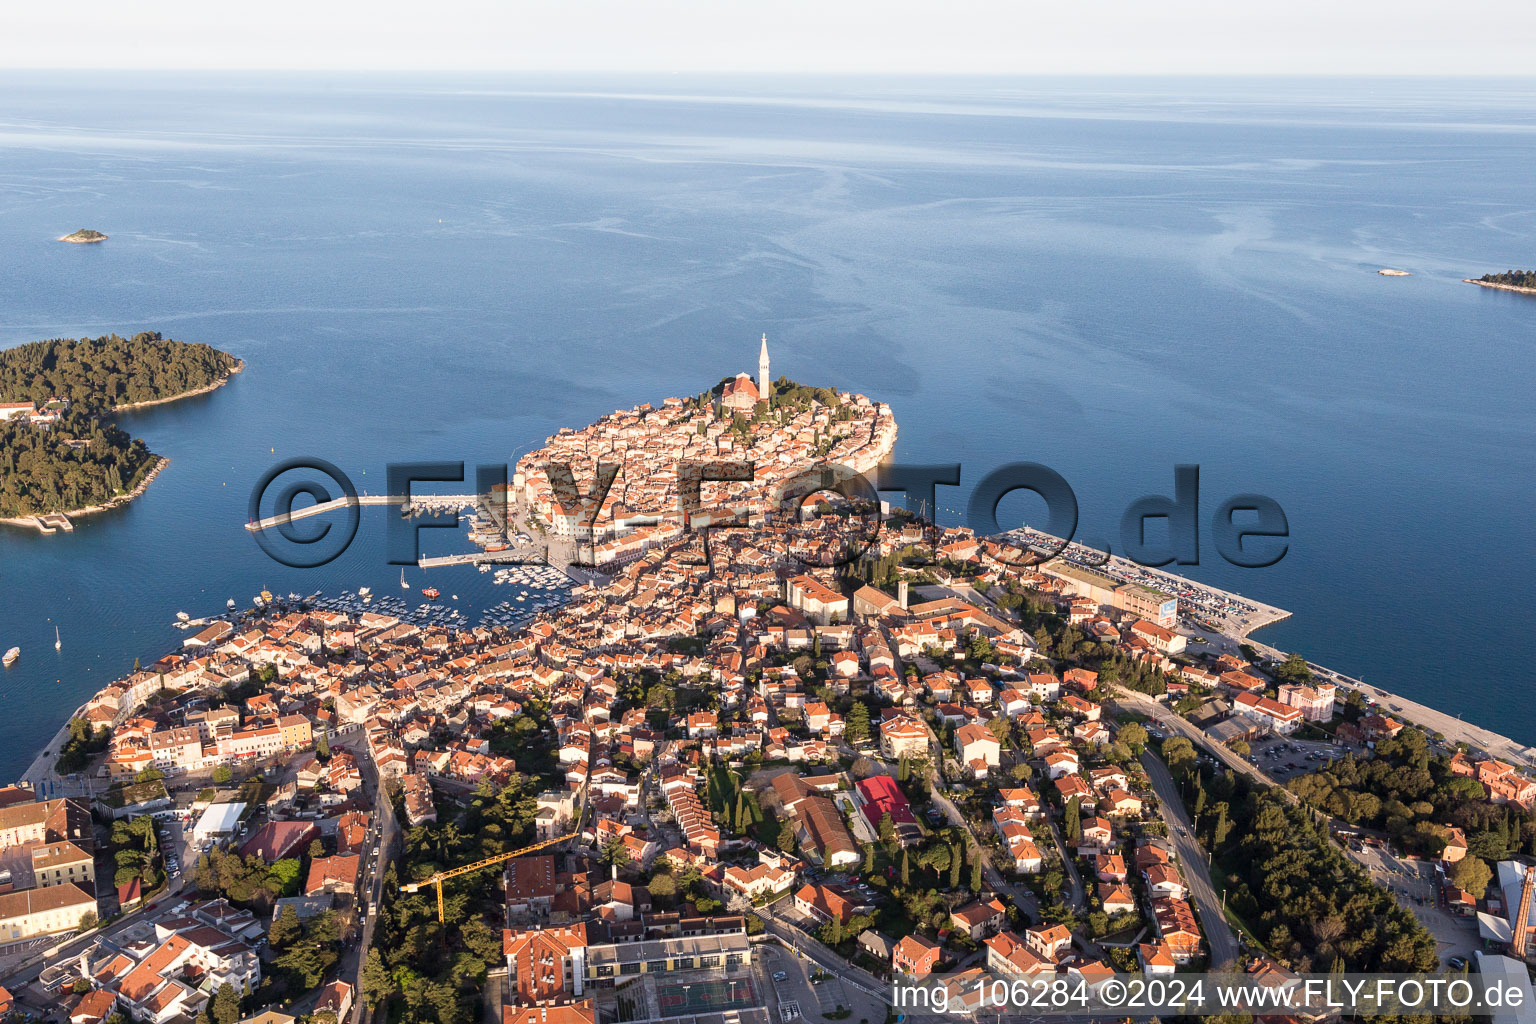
[656,977,757,1014]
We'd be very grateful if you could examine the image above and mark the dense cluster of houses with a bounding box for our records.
[37,373,1242,1022]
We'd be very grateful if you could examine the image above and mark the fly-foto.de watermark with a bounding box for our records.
[247,457,1289,571]
[893,971,1526,1018]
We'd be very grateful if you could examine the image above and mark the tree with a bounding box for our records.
[211,764,233,785]
[970,858,983,893]
[1117,722,1147,751]
[601,834,631,868]
[878,812,896,847]
[316,730,331,758]
[1451,856,1492,898]
[267,858,302,897]
[210,983,241,1024]
[308,838,325,859]
[1274,652,1312,686]
[134,766,165,783]
[778,819,798,853]
[1063,797,1082,844]
[268,907,303,949]
[846,702,871,743]
[900,849,910,886]
[360,947,395,1009]
[948,843,962,889]
[1211,803,1232,848]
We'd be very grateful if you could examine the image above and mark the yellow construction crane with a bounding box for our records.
[402,831,577,925]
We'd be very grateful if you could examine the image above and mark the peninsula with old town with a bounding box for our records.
[1,337,1532,1024]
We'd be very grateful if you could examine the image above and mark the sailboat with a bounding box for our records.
[400,568,410,590]
[54,627,61,651]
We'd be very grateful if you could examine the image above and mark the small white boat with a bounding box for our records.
[176,611,190,622]
[2,647,18,666]
[400,569,410,590]
[358,586,371,597]
[451,594,458,600]
[227,598,237,610]
[54,627,61,651]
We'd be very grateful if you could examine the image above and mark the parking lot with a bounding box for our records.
[758,943,856,1024]
[1248,735,1344,781]
[1343,841,1480,961]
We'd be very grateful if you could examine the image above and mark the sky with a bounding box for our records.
[5,0,1535,75]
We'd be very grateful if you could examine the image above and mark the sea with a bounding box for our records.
[0,74,1532,783]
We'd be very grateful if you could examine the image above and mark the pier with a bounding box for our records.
[245,494,482,532]
[416,550,544,569]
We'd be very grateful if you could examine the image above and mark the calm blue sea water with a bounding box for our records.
[0,74,1533,781]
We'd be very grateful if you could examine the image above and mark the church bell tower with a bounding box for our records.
[758,332,771,391]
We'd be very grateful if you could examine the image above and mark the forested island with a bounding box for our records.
[0,332,239,407]
[0,332,240,520]
[1466,270,1536,295]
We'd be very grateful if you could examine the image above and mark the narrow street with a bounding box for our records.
[335,731,400,1024]
[926,786,1042,923]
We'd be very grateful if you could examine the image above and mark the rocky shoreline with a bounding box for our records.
[113,358,244,411]
[1464,278,1536,296]
[0,455,170,531]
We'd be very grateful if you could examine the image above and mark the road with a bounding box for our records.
[335,732,400,1024]
[1137,750,1239,969]
[1116,688,1470,965]
[1113,689,1285,800]
[926,786,1042,924]
[1185,625,1536,770]
[758,911,890,1005]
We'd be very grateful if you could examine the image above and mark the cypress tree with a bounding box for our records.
[1213,803,1231,848]
[1064,797,1082,844]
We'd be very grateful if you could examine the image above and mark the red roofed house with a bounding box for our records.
[856,775,916,833]
[893,933,942,975]
[305,854,361,896]
[503,923,588,1003]
[238,820,318,864]
[950,897,1007,939]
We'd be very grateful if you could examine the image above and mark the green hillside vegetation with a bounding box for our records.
[0,408,155,517]
[0,331,238,407]
[0,332,237,517]
[1184,760,1439,973]
[1478,270,1536,288]
[1287,725,1536,862]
